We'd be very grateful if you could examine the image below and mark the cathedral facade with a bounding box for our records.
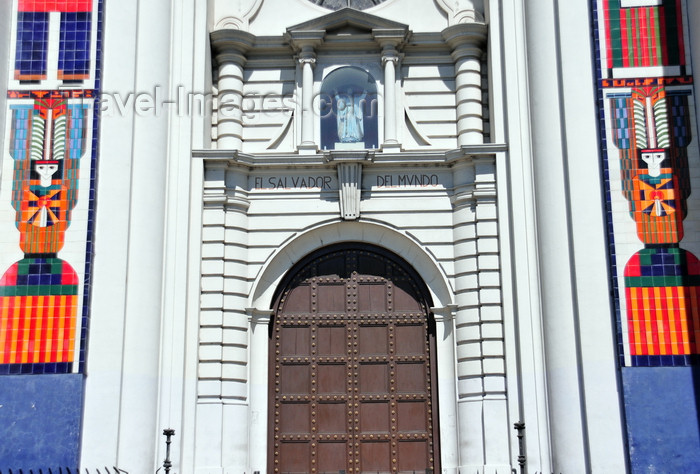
[0,0,699,473]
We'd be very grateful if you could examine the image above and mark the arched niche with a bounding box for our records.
[320,66,379,150]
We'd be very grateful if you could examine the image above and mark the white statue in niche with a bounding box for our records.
[335,90,366,143]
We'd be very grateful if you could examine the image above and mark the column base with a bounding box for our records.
[298,142,318,154]
[381,141,401,152]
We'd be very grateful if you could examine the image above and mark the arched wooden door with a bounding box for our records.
[269,244,440,473]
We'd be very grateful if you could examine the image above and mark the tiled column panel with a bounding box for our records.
[593,0,700,471]
[0,0,103,469]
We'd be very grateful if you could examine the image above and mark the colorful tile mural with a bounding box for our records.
[595,0,699,366]
[0,0,102,375]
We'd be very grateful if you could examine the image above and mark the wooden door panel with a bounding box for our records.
[394,325,425,355]
[393,284,422,311]
[395,363,426,393]
[280,326,311,356]
[280,442,311,473]
[358,325,388,355]
[279,402,311,434]
[397,401,427,432]
[317,283,346,313]
[271,247,438,473]
[317,402,347,433]
[317,325,346,356]
[397,440,430,471]
[360,441,391,472]
[359,401,390,433]
[317,441,348,472]
[284,284,312,313]
[317,364,346,394]
[359,363,389,393]
[279,364,311,394]
[358,282,387,312]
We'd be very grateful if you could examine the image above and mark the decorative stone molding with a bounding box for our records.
[435,0,486,25]
[325,150,374,220]
[337,162,362,220]
[431,304,458,323]
[211,0,263,32]
[202,159,251,214]
[215,16,244,31]
[246,307,273,327]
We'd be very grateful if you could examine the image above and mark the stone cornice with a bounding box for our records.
[323,150,375,163]
[193,143,507,168]
[284,30,326,54]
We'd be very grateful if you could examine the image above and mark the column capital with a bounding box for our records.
[382,53,400,66]
[246,308,273,326]
[442,22,487,59]
[285,30,325,55]
[298,56,317,67]
[211,29,256,68]
[431,305,457,322]
[372,27,410,51]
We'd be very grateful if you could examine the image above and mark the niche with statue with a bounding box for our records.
[320,67,378,150]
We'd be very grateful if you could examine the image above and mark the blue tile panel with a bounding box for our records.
[14,12,49,80]
[58,12,92,80]
[0,374,83,470]
[622,367,700,473]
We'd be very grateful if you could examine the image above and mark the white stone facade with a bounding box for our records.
[75,0,641,473]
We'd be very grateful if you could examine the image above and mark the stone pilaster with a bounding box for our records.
[211,30,255,150]
[443,24,487,146]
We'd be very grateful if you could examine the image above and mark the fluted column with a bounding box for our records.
[211,30,255,150]
[443,24,487,146]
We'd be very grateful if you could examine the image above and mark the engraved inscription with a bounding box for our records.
[253,175,334,190]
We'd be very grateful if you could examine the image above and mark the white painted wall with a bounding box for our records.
[193,150,506,473]
[497,0,628,472]
[81,0,206,471]
[75,0,632,472]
